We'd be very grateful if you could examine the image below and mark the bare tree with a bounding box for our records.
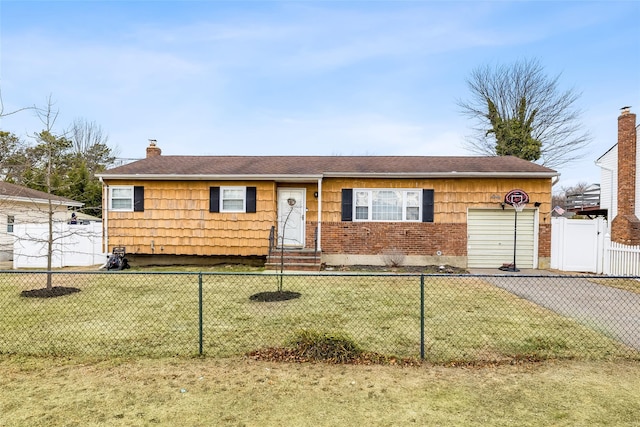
[68,118,118,164]
[2,95,106,287]
[16,96,77,289]
[66,118,117,216]
[0,88,34,119]
[552,181,592,211]
[36,97,62,287]
[458,58,591,169]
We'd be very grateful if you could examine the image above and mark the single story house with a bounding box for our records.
[596,106,640,245]
[97,141,558,269]
[0,181,83,262]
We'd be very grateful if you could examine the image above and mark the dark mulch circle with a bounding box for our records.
[323,264,468,274]
[249,291,301,302]
[20,286,81,299]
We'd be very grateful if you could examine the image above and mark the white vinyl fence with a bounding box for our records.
[551,217,607,274]
[603,236,640,276]
[13,222,104,268]
[551,216,640,276]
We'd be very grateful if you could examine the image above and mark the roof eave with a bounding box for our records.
[97,171,559,181]
[97,174,324,182]
[0,195,84,207]
[322,172,559,178]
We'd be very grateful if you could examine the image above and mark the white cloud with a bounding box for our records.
[0,0,637,195]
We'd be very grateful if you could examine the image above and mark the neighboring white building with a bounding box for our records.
[595,144,618,219]
[595,106,640,247]
[0,181,83,262]
[595,108,640,222]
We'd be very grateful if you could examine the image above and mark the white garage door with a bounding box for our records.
[467,209,537,269]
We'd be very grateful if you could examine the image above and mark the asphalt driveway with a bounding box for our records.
[469,269,640,351]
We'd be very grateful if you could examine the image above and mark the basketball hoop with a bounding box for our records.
[504,189,529,212]
[511,201,526,212]
[502,189,530,272]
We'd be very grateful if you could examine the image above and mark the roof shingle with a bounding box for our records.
[99,155,557,178]
[0,181,82,206]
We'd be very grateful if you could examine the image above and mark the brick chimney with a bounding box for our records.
[611,106,640,244]
[146,139,162,158]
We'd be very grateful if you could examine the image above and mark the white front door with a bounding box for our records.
[277,188,306,248]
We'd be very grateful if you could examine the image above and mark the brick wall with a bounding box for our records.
[611,108,640,245]
[320,222,467,256]
[538,223,551,258]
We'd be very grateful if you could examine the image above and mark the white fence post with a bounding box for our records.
[550,217,564,270]
[595,217,606,274]
[604,236,640,276]
[603,233,611,275]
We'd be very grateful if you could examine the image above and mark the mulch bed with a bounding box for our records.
[249,291,302,302]
[20,287,81,298]
[323,265,468,274]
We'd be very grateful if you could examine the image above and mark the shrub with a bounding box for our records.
[381,248,406,268]
[287,330,364,363]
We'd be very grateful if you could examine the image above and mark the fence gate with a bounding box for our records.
[551,217,607,273]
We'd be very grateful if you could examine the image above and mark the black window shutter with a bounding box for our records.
[246,187,257,213]
[209,187,220,213]
[422,189,434,222]
[341,189,353,221]
[133,186,144,212]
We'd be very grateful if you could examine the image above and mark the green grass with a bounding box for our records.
[0,271,637,363]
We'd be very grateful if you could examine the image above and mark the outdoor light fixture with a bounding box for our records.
[534,202,541,207]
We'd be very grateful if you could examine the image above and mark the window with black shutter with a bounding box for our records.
[341,189,353,221]
[133,186,144,212]
[422,189,434,222]
[210,186,256,213]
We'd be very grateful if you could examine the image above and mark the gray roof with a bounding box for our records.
[0,181,83,206]
[98,155,558,180]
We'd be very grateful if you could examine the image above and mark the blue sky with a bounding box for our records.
[1,0,639,190]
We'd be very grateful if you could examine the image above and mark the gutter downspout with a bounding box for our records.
[100,177,109,255]
[317,177,322,252]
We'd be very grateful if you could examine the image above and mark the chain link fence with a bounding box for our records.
[1,271,638,363]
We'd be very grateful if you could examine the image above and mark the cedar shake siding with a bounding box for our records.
[104,180,275,257]
[98,146,557,268]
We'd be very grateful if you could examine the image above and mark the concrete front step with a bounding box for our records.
[266,249,321,271]
[265,262,322,271]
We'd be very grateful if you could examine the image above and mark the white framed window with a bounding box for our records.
[110,186,134,211]
[221,186,246,212]
[354,189,422,222]
[7,215,15,233]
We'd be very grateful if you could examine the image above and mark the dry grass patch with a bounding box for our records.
[0,355,639,427]
[590,277,640,294]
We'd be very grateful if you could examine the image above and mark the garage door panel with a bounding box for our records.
[468,209,535,268]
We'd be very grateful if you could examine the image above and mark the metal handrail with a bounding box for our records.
[314,225,318,261]
[268,225,275,262]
